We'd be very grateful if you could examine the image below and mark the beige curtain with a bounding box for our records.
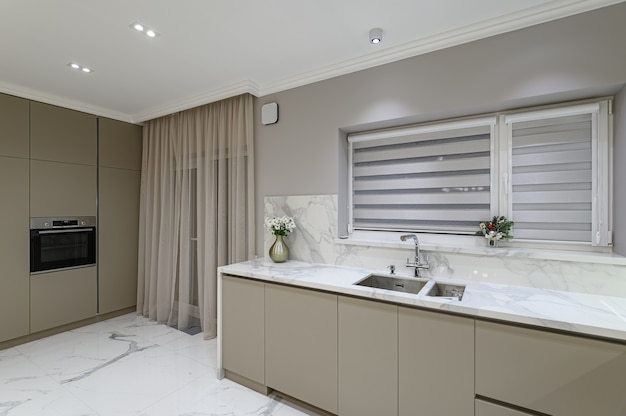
[137,94,255,339]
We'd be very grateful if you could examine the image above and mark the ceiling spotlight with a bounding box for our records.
[130,22,158,38]
[67,62,94,73]
[369,27,383,44]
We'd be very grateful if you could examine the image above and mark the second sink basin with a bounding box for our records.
[354,274,428,295]
[427,283,466,300]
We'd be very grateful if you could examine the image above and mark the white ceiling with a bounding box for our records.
[1,0,622,123]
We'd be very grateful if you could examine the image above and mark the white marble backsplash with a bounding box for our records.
[264,194,626,298]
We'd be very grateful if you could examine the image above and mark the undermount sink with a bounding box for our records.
[354,274,428,295]
[427,283,465,301]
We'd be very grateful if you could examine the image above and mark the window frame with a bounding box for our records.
[346,98,613,249]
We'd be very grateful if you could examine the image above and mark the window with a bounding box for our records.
[347,99,612,247]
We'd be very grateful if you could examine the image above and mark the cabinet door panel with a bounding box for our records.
[0,93,29,158]
[399,307,474,416]
[98,118,142,170]
[98,168,140,313]
[30,160,96,217]
[475,400,534,416]
[222,276,265,385]
[476,320,626,416]
[338,296,397,416]
[30,102,96,165]
[30,267,97,333]
[265,284,337,414]
[0,157,30,342]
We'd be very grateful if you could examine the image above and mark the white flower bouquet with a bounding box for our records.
[265,216,296,236]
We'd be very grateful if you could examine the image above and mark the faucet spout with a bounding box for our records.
[400,234,429,277]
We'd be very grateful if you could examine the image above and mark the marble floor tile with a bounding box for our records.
[0,313,321,416]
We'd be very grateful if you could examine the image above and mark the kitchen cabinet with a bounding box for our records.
[265,284,338,414]
[97,118,142,314]
[475,400,534,416]
[476,320,626,416]
[398,307,474,416]
[30,266,97,333]
[0,93,29,158]
[338,296,397,416]
[98,118,142,170]
[221,275,266,390]
[30,160,97,217]
[30,101,96,165]
[0,156,30,342]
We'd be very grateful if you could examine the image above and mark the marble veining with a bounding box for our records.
[219,259,626,342]
[263,194,626,297]
[0,314,319,416]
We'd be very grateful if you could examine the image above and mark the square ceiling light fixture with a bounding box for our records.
[130,22,158,38]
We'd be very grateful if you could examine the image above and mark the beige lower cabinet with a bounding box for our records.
[30,266,97,333]
[476,320,626,416]
[338,296,398,416]
[0,156,30,342]
[475,400,534,416]
[221,275,265,388]
[265,284,338,414]
[398,307,475,416]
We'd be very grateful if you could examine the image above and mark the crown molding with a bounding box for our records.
[258,0,625,96]
[131,80,260,123]
[0,81,134,123]
[2,0,622,123]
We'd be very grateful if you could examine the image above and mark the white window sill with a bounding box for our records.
[334,232,626,266]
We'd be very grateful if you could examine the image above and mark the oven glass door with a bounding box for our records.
[30,227,96,273]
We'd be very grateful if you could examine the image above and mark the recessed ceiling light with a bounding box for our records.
[67,62,94,73]
[130,21,159,38]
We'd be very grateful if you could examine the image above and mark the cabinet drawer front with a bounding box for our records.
[476,321,626,416]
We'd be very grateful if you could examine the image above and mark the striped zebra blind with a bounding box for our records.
[349,119,494,234]
[508,113,593,243]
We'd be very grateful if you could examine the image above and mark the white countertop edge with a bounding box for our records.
[219,260,626,343]
[334,237,626,266]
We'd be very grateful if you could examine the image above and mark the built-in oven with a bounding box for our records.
[30,216,96,274]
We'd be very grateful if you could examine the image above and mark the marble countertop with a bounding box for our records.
[219,259,626,343]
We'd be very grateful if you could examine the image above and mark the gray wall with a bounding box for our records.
[254,3,626,256]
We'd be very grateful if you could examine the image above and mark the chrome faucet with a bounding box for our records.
[400,234,430,277]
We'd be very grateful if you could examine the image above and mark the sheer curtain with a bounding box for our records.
[137,94,255,339]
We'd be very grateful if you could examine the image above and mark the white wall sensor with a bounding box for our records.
[261,102,279,125]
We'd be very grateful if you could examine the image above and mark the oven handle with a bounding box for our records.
[36,228,94,235]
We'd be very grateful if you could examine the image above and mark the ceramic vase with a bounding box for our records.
[269,234,289,263]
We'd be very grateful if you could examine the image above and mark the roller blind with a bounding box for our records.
[349,118,495,234]
[504,102,612,245]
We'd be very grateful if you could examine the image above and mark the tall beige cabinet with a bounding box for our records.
[0,94,30,343]
[29,102,98,332]
[0,93,142,346]
[98,118,142,314]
